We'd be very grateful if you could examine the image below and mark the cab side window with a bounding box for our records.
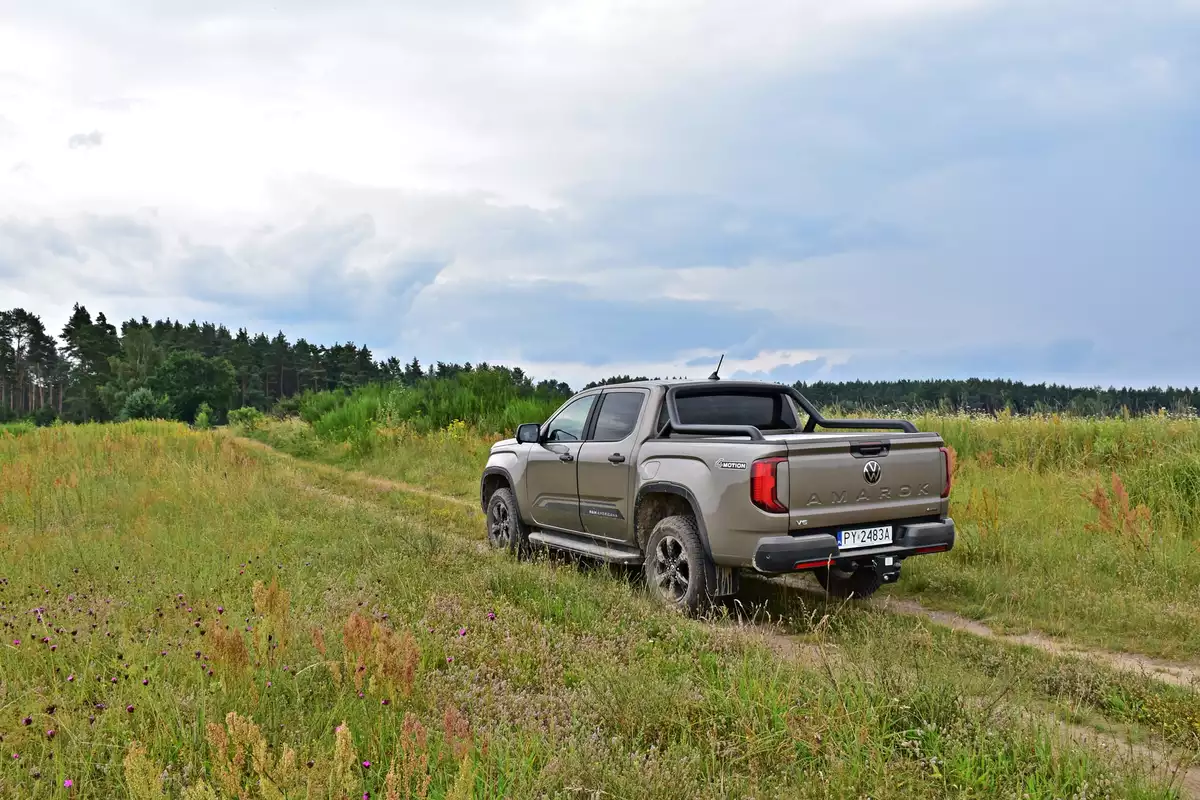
[590,391,645,442]
[544,394,597,442]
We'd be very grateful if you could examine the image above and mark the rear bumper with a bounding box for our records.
[751,519,955,574]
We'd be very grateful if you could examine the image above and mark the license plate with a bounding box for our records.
[837,525,893,550]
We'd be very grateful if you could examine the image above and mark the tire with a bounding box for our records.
[643,515,717,615]
[812,562,884,600]
[485,488,529,557]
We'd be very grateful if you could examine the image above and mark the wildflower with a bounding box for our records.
[458,627,467,637]
[362,760,371,768]
[67,674,75,682]
[266,681,272,688]
[446,656,454,664]
[486,610,496,621]
[12,639,19,646]
[22,717,31,726]
[217,606,224,614]
[126,705,134,714]
[11,753,17,760]
[50,644,57,652]
[381,699,390,706]
[64,779,73,788]
[45,729,55,739]
[142,678,149,686]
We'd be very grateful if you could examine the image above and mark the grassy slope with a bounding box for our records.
[251,414,1200,660]
[0,422,1181,799]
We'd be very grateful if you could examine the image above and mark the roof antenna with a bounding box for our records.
[708,354,724,381]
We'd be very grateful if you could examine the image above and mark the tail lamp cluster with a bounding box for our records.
[751,447,953,513]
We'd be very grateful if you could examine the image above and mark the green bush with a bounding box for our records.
[32,406,59,427]
[193,402,213,430]
[120,387,171,421]
[227,406,266,432]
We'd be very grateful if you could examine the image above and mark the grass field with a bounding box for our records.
[3,418,1199,798]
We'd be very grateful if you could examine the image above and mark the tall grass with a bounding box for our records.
[296,375,566,447]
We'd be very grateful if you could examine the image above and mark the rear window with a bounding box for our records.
[659,391,800,432]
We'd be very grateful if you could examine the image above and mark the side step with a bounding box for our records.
[527,530,644,565]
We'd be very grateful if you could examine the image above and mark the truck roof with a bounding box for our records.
[584,379,788,392]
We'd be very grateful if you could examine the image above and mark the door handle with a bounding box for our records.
[559,453,575,463]
[608,453,626,464]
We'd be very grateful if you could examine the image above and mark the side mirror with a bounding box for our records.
[516,423,541,444]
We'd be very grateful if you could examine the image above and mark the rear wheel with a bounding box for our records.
[643,515,716,615]
[486,488,529,557]
[812,562,885,600]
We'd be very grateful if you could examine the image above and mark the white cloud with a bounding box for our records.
[1,0,1198,386]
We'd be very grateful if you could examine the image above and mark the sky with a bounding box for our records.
[1,0,1198,390]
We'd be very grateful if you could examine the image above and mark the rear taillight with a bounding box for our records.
[750,457,787,513]
[939,446,952,498]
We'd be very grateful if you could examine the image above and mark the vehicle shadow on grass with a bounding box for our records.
[531,547,880,636]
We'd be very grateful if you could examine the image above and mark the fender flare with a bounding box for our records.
[480,466,517,514]
[634,481,714,559]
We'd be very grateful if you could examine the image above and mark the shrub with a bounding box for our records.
[227,406,265,432]
[32,405,59,427]
[121,387,171,421]
[194,402,213,430]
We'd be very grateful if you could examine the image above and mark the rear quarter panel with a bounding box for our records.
[635,439,790,566]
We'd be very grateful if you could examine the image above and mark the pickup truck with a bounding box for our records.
[480,379,955,612]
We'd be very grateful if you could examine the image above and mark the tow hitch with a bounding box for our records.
[873,555,902,584]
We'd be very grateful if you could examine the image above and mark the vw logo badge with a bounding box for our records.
[863,460,882,484]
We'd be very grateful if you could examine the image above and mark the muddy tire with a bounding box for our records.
[643,515,716,615]
[812,562,885,600]
[485,488,529,557]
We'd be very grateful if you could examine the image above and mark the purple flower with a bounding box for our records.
[362,760,371,768]
[217,606,224,614]
[446,656,454,664]
[486,611,496,621]
[381,698,390,706]
[126,704,134,713]
[21,717,31,726]
[45,729,55,739]
[64,779,73,788]
[11,639,19,646]
[457,627,467,637]
[142,678,149,686]
[67,674,75,682]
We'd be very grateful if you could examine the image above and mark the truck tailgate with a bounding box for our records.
[774,432,948,531]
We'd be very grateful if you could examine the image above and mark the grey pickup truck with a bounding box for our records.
[480,378,955,612]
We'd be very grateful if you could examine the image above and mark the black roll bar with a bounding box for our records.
[659,382,918,439]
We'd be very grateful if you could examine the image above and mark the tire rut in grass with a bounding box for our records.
[229,435,478,511]
[880,596,1200,690]
[1029,711,1200,798]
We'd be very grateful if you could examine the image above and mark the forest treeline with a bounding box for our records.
[2,304,1196,425]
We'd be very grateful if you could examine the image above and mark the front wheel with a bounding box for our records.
[812,562,884,600]
[643,515,716,615]
[486,488,529,557]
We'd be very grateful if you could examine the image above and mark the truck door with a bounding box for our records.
[576,389,648,542]
[525,392,597,533]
